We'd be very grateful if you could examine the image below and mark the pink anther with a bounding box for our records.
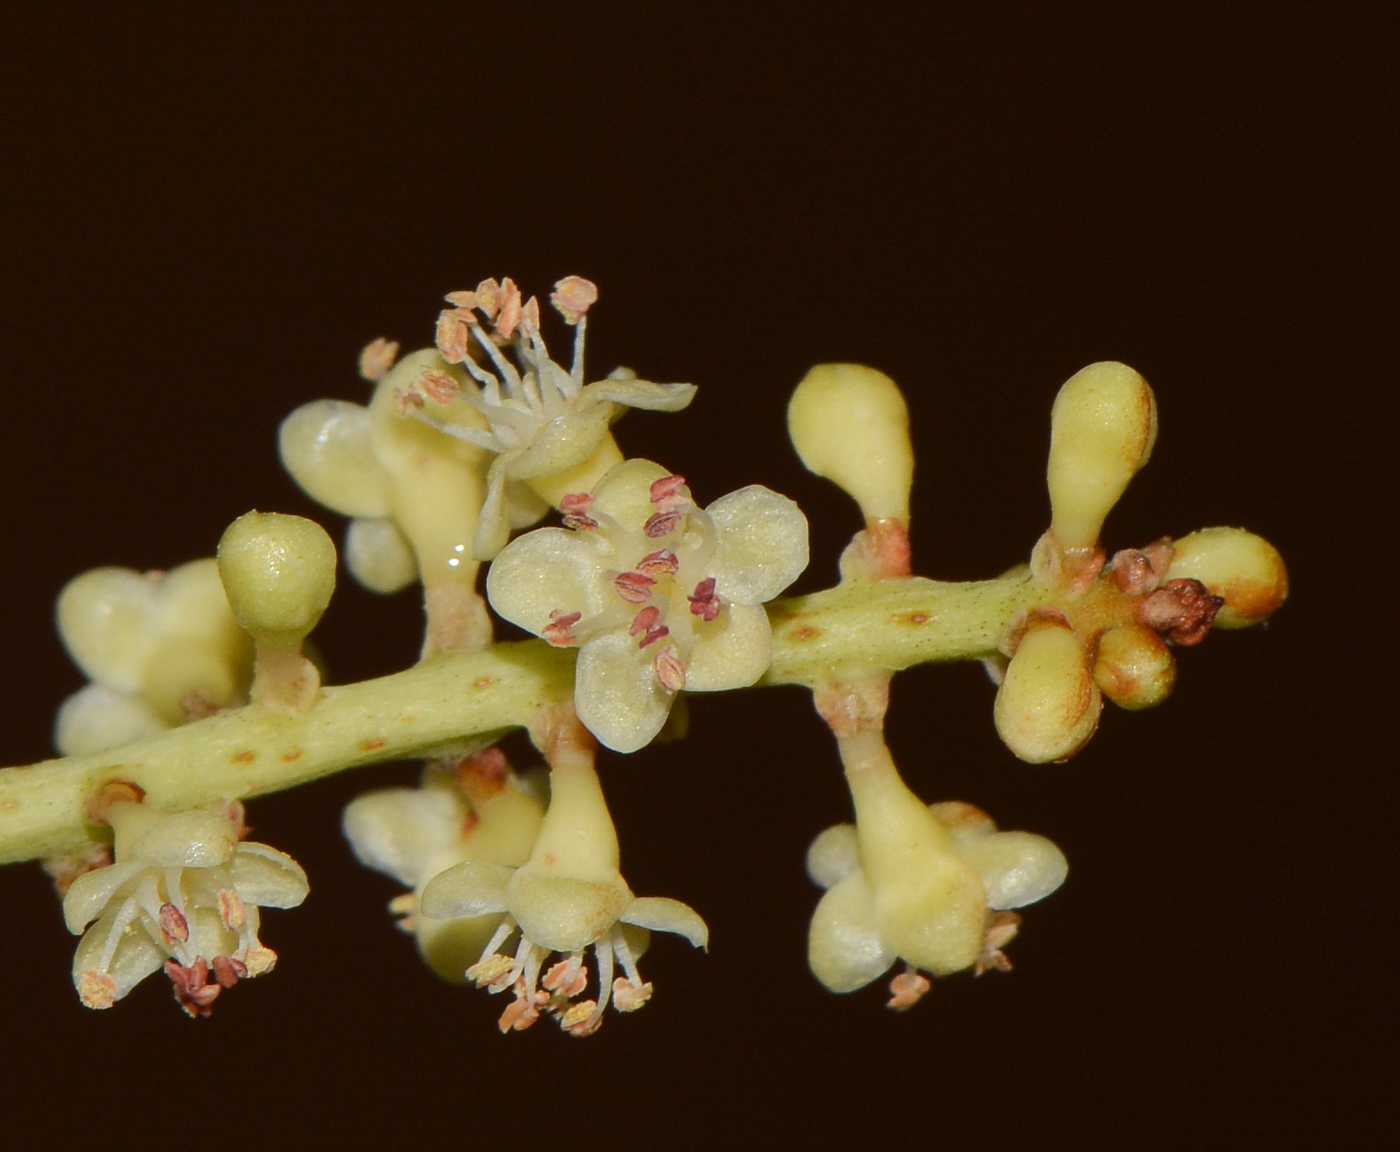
[418,367,461,405]
[444,289,478,310]
[636,549,680,576]
[435,311,471,364]
[495,278,523,338]
[551,276,599,323]
[474,278,502,318]
[563,512,599,531]
[614,571,656,603]
[543,610,582,646]
[649,474,688,505]
[687,577,722,621]
[629,605,662,637]
[357,337,400,382]
[559,492,594,512]
[653,647,687,693]
[639,624,670,648]
[393,387,425,416]
[521,294,541,330]
[211,955,247,988]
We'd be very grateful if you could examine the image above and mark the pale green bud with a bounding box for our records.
[217,512,337,649]
[994,619,1101,763]
[787,364,913,525]
[1165,527,1288,628]
[1092,623,1176,710]
[1047,362,1158,550]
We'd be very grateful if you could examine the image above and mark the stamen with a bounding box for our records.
[612,977,654,1012]
[158,902,189,944]
[559,999,601,1037]
[435,312,472,364]
[466,952,516,991]
[543,610,582,645]
[638,624,670,649]
[393,387,425,415]
[614,571,656,603]
[644,508,683,538]
[886,969,931,1011]
[563,513,599,531]
[559,492,594,513]
[417,367,461,405]
[357,337,400,381]
[211,955,247,988]
[649,474,688,506]
[495,278,523,339]
[444,289,478,310]
[219,889,246,931]
[543,954,589,998]
[520,295,541,331]
[475,278,502,318]
[550,276,598,324]
[653,647,687,693]
[629,606,662,637]
[687,577,722,621]
[636,549,679,576]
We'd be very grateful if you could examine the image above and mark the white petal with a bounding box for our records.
[486,527,610,637]
[342,787,465,887]
[420,860,514,920]
[807,870,895,993]
[585,379,697,412]
[73,905,166,1001]
[805,823,859,890]
[128,811,239,868]
[589,458,671,526]
[278,400,392,518]
[574,629,673,753]
[506,480,551,529]
[956,831,1069,910]
[62,862,147,934]
[622,896,709,949]
[344,518,418,594]
[683,602,773,692]
[54,684,169,757]
[56,568,160,691]
[231,843,310,909]
[509,407,612,479]
[705,486,810,604]
[472,453,515,561]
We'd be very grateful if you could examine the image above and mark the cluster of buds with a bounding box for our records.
[54,559,252,756]
[64,788,307,1016]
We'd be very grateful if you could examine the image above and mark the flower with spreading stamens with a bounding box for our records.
[486,459,810,752]
[413,276,698,560]
[420,740,706,1036]
[64,798,307,1016]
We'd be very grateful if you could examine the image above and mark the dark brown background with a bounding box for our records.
[0,6,1392,1148]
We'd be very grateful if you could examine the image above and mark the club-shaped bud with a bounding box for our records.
[787,364,914,526]
[1164,527,1288,628]
[994,617,1101,762]
[217,512,337,651]
[1046,362,1157,552]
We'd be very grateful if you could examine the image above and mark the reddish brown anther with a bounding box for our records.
[211,955,247,988]
[643,509,683,538]
[435,312,471,364]
[550,276,599,324]
[358,337,401,382]
[1139,578,1224,645]
[886,969,931,1011]
[165,958,222,1018]
[687,577,722,621]
[159,902,190,945]
[614,571,657,603]
[418,367,461,405]
[393,387,425,415]
[653,647,686,693]
[974,911,1022,977]
[560,492,594,512]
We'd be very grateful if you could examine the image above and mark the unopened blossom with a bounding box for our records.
[64,799,308,1015]
[54,559,253,756]
[413,276,698,560]
[806,736,1066,1009]
[341,748,545,982]
[486,459,809,752]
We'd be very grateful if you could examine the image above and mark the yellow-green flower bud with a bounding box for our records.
[1092,623,1176,710]
[1164,527,1288,628]
[217,512,337,650]
[787,364,914,525]
[994,619,1101,762]
[1046,362,1158,551]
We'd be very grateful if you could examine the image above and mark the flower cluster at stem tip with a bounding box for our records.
[14,275,1288,1031]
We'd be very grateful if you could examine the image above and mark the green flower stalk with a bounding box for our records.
[0,276,1287,1030]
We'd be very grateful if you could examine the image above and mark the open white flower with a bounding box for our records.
[807,792,1067,1009]
[414,276,698,560]
[64,800,308,1016]
[486,459,809,752]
